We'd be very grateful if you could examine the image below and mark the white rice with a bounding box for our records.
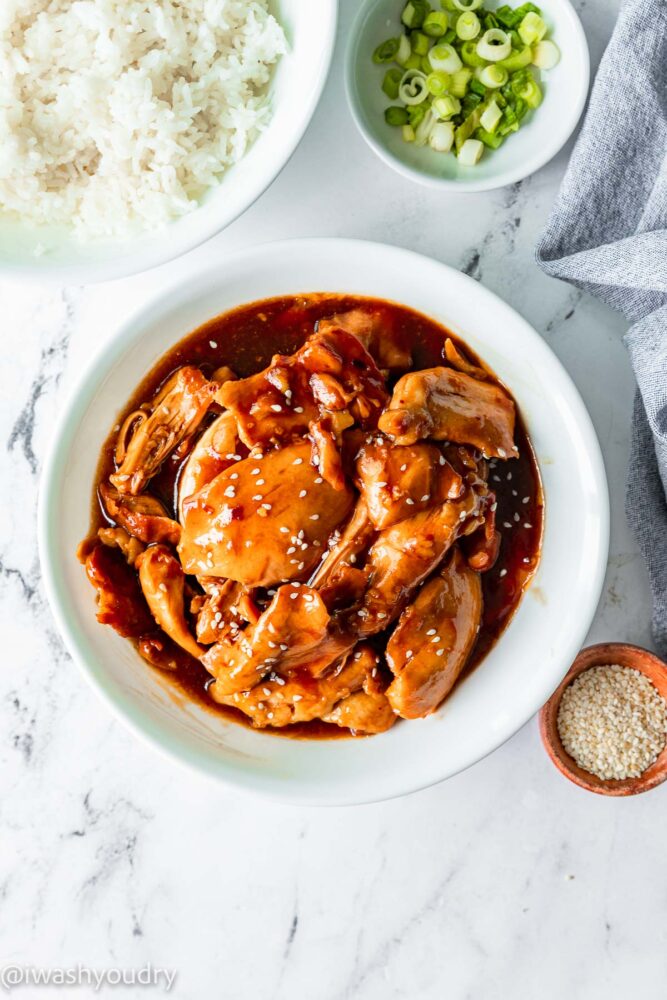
[0,0,287,238]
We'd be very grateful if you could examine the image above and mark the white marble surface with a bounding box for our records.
[3,1,666,997]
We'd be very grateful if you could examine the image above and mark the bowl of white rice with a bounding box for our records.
[0,0,337,282]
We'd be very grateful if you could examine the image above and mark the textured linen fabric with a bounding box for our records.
[535,0,667,652]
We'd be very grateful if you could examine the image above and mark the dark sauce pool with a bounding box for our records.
[87,294,544,738]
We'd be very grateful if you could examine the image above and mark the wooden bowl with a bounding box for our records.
[539,643,667,796]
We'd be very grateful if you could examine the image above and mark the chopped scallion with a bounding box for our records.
[423,11,449,36]
[433,93,462,118]
[518,11,547,45]
[382,68,403,100]
[384,106,410,126]
[532,39,560,69]
[426,70,452,96]
[456,11,481,40]
[428,42,463,72]
[410,30,431,55]
[477,63,508,88]
[476,28,511,62]
[373,38,399,64]
[401,0,430,29]
[458,137,484,164]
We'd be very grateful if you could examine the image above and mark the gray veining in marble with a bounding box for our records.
[2,1,665,997]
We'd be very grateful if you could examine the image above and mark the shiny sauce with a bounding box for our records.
[87,294,544,737]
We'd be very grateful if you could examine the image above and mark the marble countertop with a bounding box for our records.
[3,1,665,997]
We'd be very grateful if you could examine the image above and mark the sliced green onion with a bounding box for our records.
[469,76,487,96]
[398,69,430,105]
[420,55,434,73]
[476,64,509,88]
[373,37,400,64]
[423,11,449,36]
[494,5,520,27]
[395,34,412,66]
[415,108,437,145]
[433,93,461,118]
[476,28,512,62]
[428,42,462,73]
[456,11,480,40]
[408,103,428,126]
[402,123,416,142]
[426,70,452,96]
[514,2,542,16]
[381,68,403,99]
[442,27,457,44]
[461,92,482,114]
[483,11,499,30]
[403,53,423,70]
[455,103,485,150]
[480,99,502,132]
[518,11,547,45]
[458,137,484,164]
[401,0,430,29]
[410,30,431,55]
[498,45,533,70]
[452,0,482,10]
[460,39,486,67]
[476,127,504,148]
[517,75,542,107]
[429,121,455,151]
[532,39,560,69]
[449,67,473,97]
[385,106,410,126]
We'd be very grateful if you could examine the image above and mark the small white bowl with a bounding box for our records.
[0,0,337,284]
[38,238,608,805]
[346,0,589,191]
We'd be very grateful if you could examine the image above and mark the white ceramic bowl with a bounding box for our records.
[0,1,337,284]
[38,238,609,805]
[346,0,589,191]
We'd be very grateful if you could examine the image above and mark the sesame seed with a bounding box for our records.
[230,472,239,480]
[426,629,436,636]
[405,649,413,659]
[420,494,430,502]
[209,340,218,348]
[436,649,444,657]
[251,468,260,475]
[310,514,320,520]
[294,406,304,414]
[400,464,407,472]
[299,490,307,498]
[293,457,303,465]
[524,522,532,529]
[406,498,415,506]
[279,526,289,533]
[499,568,507,577]
[252,494,263,501]
[271,404,282,412]
[314,477,323,484]
[558,665,667,780]
[522,496,530,504]
[256,478,265,486]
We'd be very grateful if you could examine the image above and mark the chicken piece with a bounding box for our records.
[317,307,412,370]
[217,328,388,449]
[138,634,183,672]
[355,439,464,530]
[355,488,484,635]
[84,543,154,638]
[194,579,259,645]
[202,584,332,696]
[444,338,488,382]
[100,483,181,547]
[177,412,239,519]
[309,418,347,491]
[386,549,482,718]
[378,367,518,459]
[110,367,217,494]
[309,499,376,590]
[178,441,354,587]
[213,644,379,729]
[97,526,145,566]
[136,545,204,659]
[322,689,396,734]
[461,498,500,572]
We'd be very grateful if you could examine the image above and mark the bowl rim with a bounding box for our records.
[539,642,667,796]
[37,237,610,805]
[344,0,590,193]
[0,0,338,284]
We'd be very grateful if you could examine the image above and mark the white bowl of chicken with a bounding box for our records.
[39,238,609,804]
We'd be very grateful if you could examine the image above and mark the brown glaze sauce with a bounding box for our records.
[87,294,544,738]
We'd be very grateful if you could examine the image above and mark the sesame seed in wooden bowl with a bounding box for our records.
[539,643,667,796]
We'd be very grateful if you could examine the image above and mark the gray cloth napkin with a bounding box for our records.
[535,0,667,652]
